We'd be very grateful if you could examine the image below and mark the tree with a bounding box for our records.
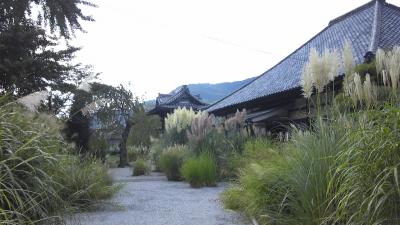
[64,89,93,155]
[90,84,141,167]
[0,0,96,38]
[0,21,81,97]
[128,109,161,147]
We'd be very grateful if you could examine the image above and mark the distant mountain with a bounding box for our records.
[144,77,256,110]
[173,77,256,104]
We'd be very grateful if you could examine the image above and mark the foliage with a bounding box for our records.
[0,22,77,97]
[185,109,249,179]
[330,107,400,225]
[89,130,108,161]
[180,152,217,188]
[287,123,344,225]
[128,113,161,147]
[52,156,117,209]
[64,90,92,154]
[159,145,188,181]
[165,107,197,133]
[128,146,150,162]
[132,159,150,176]
[0,0,96,39]
[222,138,292,225]
[88,83,142,167]
[223,45,400,225]
[0,105,64,224]
[150,138,164,172]
[0,102,115,224]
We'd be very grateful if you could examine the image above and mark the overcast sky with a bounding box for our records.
[71,0,400,100]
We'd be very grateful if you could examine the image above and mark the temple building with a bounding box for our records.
[206,0,400,133]
[148,85,208,130]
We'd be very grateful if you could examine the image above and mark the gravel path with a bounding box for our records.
[66,168,249,225]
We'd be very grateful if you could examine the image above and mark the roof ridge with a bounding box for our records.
[207,0,382,113]
[369,0,383,52]
[329,0,376,26]
[207,18,339,112]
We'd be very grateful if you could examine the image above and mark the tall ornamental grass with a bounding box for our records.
[330,107,400,225]
[222,138,292,225]
[223,45,400,225]
[159,145,187,181]
[0,103,116,224]
[180,152,217,188]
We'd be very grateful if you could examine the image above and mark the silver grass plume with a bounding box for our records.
[16,91,50,112]
[353,73,363,103]
[342,41,356,95]
[375,48,386,77]
[363,74,373,108]
[301,64,313,98]
[328,49,341,82]
[387,46,400,91]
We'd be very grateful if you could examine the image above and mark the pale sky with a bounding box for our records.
[71,0,400,100]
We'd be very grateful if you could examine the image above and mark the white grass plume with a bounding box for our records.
[16,91,49,112]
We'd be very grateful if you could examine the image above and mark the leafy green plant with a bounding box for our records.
[329,107,400,225]
[287,123,344,225]
[52,156,117,209]
[222,140,292,225]
[132,159,150,176]
[159,145,187,181]
[150,138,164,172]
[0,105,65,224]
[180,153,217,188]
[128,145,150,162]
[0,102,117,224]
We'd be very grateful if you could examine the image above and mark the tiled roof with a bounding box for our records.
[149,85,208,114]
[207,0,400,113]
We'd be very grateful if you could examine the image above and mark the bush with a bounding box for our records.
[132,158,150,176]
[330,107,400,224]
[150,138,164,171]
[286,123,344,225]
[52,156,117,209]
[222,139,292,225]
[0,105,66,224]
[0,103,116,224]
[128,145,150,162]
[180,153,217,188]
[159,145,187,181]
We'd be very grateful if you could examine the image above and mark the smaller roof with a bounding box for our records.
[148,85,208,114]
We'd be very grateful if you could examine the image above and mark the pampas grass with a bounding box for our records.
[16,91,49,112]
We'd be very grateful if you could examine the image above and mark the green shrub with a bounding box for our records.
[105,154,120,168]
[159,145,187,181]
[180,153,217,188]
[132,158,150,176]
[222,141,292,225]
[128,145,151,162]
[330,107,400,225]
[0,105,66,224]
[0,103,116,224]
[150,138,164,171]
[287,122,344,225]
[52,156,117,209]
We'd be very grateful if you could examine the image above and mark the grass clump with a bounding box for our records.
[222,138,292,225]
[159,145,187,181]
[52,156,117,209]
[0,103,116,224]
[180,152,217,188]
[132,158,150,176]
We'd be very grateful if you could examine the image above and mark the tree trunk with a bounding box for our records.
[118,120,132,167]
